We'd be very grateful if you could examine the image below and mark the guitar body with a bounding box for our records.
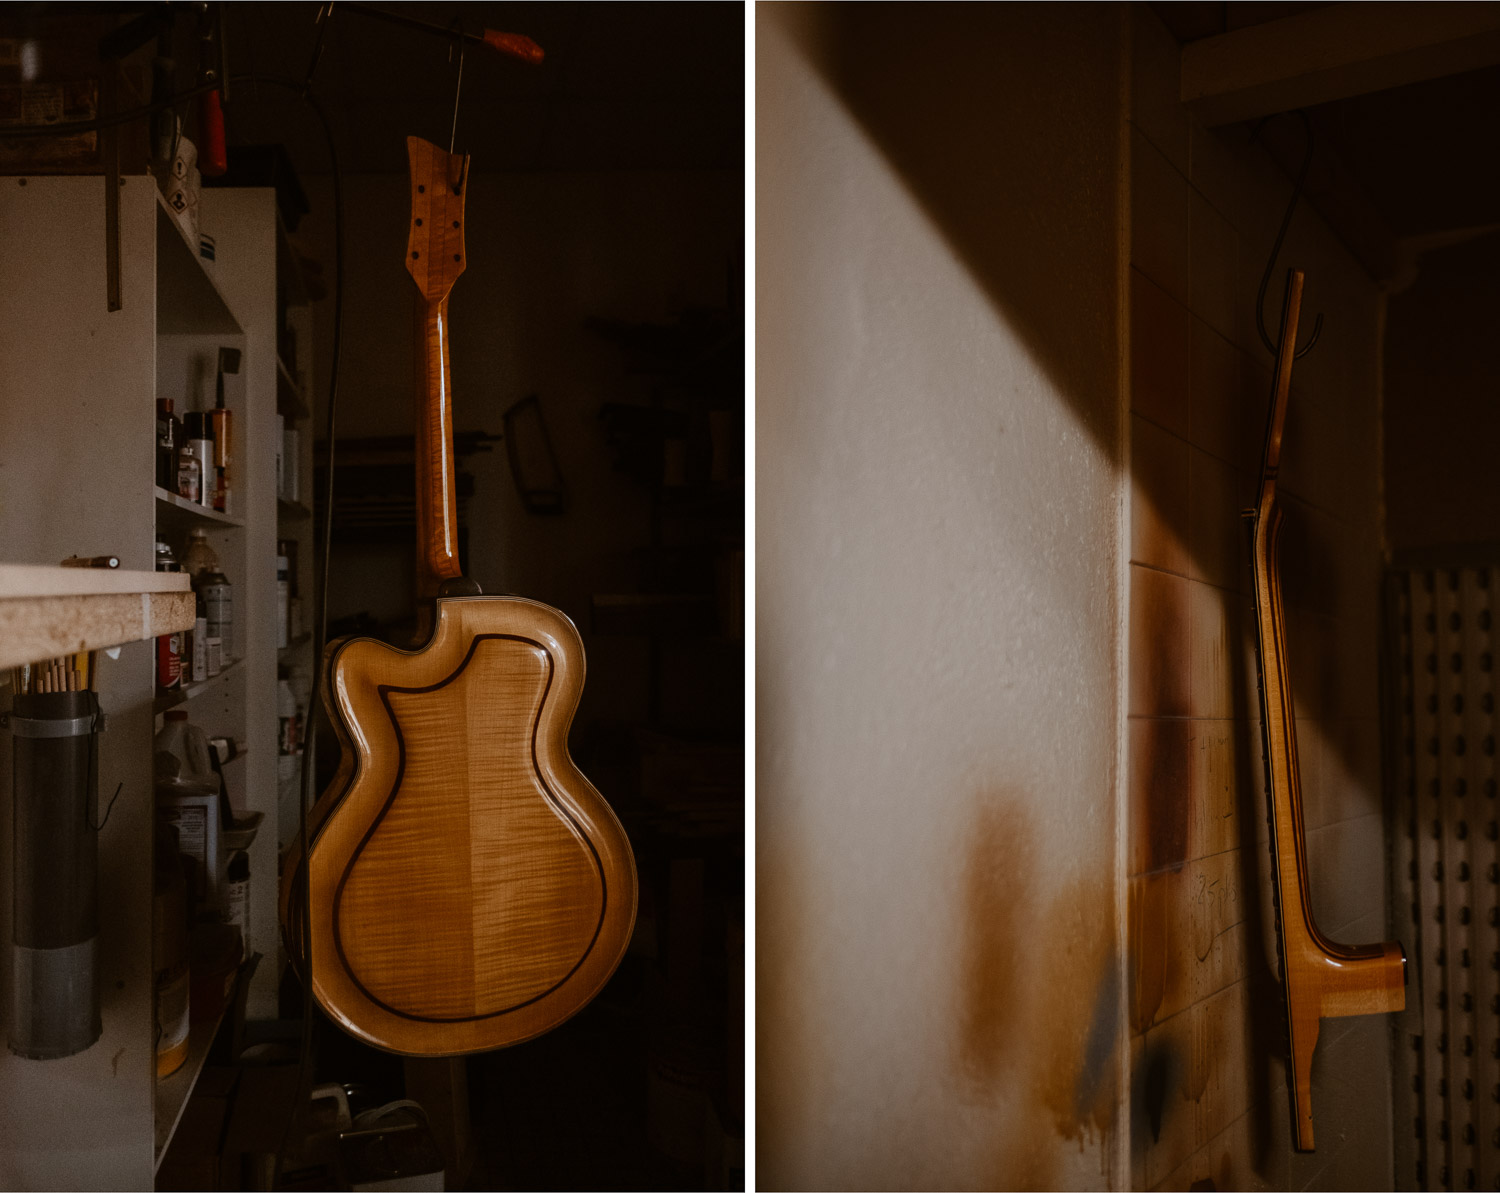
[280,135,637,1055]
[300,596,635,1055]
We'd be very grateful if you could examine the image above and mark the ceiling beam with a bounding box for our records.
[1182,2,1500,127]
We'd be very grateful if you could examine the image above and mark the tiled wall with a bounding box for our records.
[1126,7,1393,1190]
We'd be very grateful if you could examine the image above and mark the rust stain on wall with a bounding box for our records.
[1030,877,1120,1142]
[755,836,822,1186]
[1131,718,1193,872]
[957,793,1121,1186]
[1130,873,1168,1032]
[957,799,1032,1088]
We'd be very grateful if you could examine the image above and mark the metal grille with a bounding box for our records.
[1391,566,1500,1192]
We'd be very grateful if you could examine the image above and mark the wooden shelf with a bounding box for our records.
[155,195,243,336]
[154,656,244,714]
[155,487,246,530]
[0,563,194,669]
[277,355,310,420]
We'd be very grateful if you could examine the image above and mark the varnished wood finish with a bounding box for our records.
[302,597,636,1054]
[1249,269,1405,1150]
[407,136,468,606]
[279,135,638,1056]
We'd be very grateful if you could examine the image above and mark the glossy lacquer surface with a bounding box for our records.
[1249,270,1404,1150]
[300,598,636,1055]
[280,137,636,1055]
[407,134,467,608]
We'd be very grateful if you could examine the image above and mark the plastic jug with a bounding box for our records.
[154,709,219,796]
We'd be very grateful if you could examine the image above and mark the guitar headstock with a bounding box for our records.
[406,136,470,301]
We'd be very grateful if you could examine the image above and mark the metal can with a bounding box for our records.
[200,572,233,661]
[155,542,183,691]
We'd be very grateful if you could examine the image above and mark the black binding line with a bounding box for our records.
[328,632,609,1023]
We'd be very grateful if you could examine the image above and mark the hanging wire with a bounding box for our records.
[1250,108,1323,360]
[449,19,466,155]
[216,59,347,1189]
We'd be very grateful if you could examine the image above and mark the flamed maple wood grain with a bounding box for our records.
[280,134,637,1057]
[1249,269,1404,1151]
[407,134,467,609]
[303,597,636,1054]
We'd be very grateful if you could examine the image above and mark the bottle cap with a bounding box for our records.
[184,412,215,440]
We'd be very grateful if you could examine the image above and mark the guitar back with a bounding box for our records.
[305,596,636,1054]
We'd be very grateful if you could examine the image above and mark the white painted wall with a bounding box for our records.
[756,7,1125,1188]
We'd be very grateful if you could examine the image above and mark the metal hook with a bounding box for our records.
[1251,109,1323,360]
[301,2,335,98]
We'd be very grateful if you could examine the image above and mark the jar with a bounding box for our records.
[181,528,218,581]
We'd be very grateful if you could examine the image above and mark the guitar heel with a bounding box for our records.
[1284,927,1405,1148]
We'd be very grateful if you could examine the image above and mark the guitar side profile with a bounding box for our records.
[282,136,637,1055]
[1248,268,1404,1149]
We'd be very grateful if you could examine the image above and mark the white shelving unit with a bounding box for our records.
[0,175,300,1190]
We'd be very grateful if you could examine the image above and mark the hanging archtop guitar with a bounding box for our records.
[282,136,637,1056]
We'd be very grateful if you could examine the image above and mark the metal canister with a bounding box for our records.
[200,572,233,661]
[7,690,103,1059]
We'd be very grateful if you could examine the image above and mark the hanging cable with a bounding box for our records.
[1250,109,1324,360]
[214,68,345,1187]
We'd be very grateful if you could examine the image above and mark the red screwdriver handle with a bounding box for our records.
[482,30,544,64]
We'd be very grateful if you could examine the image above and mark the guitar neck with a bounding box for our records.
[416,296,462,599]
[405,135,474,609]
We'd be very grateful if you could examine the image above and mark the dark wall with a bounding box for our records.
[1386,231,1500,554]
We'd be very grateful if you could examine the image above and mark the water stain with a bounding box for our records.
[1130,566,1193,716]
[1137,1038,1178,1143]
[1029,884,1121,1143]
[755,834,822,1187]
[1130,874,1168,1032]
[1074,963,1122,1126]
[957,799,1031,1088]
[957,793,1121,1187]
[1131,719,1194,873]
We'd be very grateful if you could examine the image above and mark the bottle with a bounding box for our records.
[153,820,190,1078]
[224,850,250,949]
[155,398,179,490]
[175,441,201,504]
[154,709,223,920]
[211,369,233,514]
[191,590,208,684]
[276,554,290,648]
[200,571,233,661]
[181,528,218,582]
[277,676,299,757]
[182,413,214,508]
[154,541,182,693]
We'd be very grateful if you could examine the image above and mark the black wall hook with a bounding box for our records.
[1251,109,1323,361]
